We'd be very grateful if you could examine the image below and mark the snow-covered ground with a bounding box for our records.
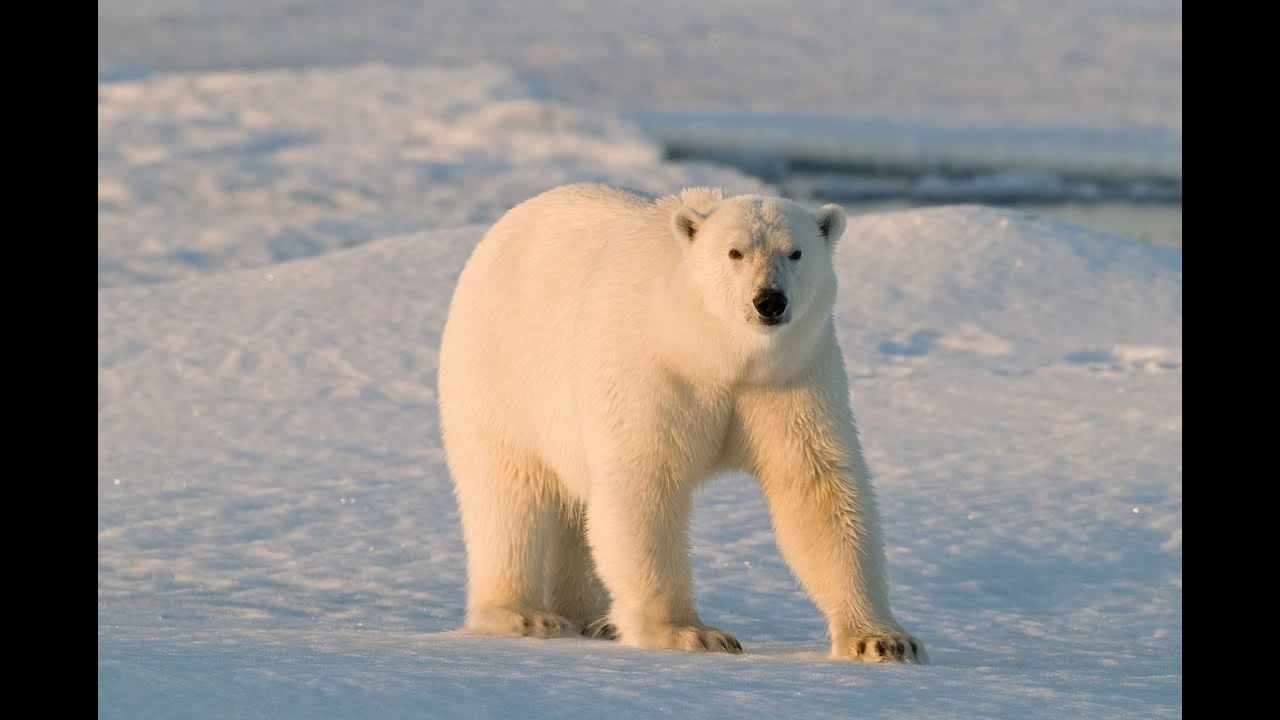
[97,0,1182,135]
[99,3,1181,717]
[98,201,1182,717]
[97,64,764,288]
[99,1,1181,202]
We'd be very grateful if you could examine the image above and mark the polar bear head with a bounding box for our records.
[671,194,845,335]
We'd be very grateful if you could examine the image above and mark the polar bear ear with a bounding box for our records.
[814,204,847,245]
[671,206,708,242]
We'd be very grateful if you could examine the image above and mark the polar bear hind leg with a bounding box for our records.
[450,438,580,639]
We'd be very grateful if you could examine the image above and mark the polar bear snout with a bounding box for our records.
[752,289,789,323]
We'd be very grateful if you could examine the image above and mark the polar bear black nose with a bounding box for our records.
[753,290,788,319]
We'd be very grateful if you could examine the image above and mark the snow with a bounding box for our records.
[97,201,1181,717]
[97,64,764,288]
[641,112,1181,190]
[98,1,1181,207]
[98,3,1181,717]
[97,0,1182,137]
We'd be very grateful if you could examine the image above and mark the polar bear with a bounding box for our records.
[438,183,925,663]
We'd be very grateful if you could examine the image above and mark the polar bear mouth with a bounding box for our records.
[748,313,790,328]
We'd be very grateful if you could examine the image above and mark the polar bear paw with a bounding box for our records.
[835,630,927,664]
[623,624,743,654]
[465,607,581,638]
[581,616,620,640]
[676,626,743,653]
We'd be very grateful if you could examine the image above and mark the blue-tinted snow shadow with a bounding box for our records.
[99,68,157,84]
[878,330,942,357]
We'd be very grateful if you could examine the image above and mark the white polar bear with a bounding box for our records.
[438,183,925,663]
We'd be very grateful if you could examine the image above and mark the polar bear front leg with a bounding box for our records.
[731,342,927,664]
[584,477,742,654]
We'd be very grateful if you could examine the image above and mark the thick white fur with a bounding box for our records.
[438,183,926,663]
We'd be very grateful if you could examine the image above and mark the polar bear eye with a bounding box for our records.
[728,249,743,260]
[789,250,802,261]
